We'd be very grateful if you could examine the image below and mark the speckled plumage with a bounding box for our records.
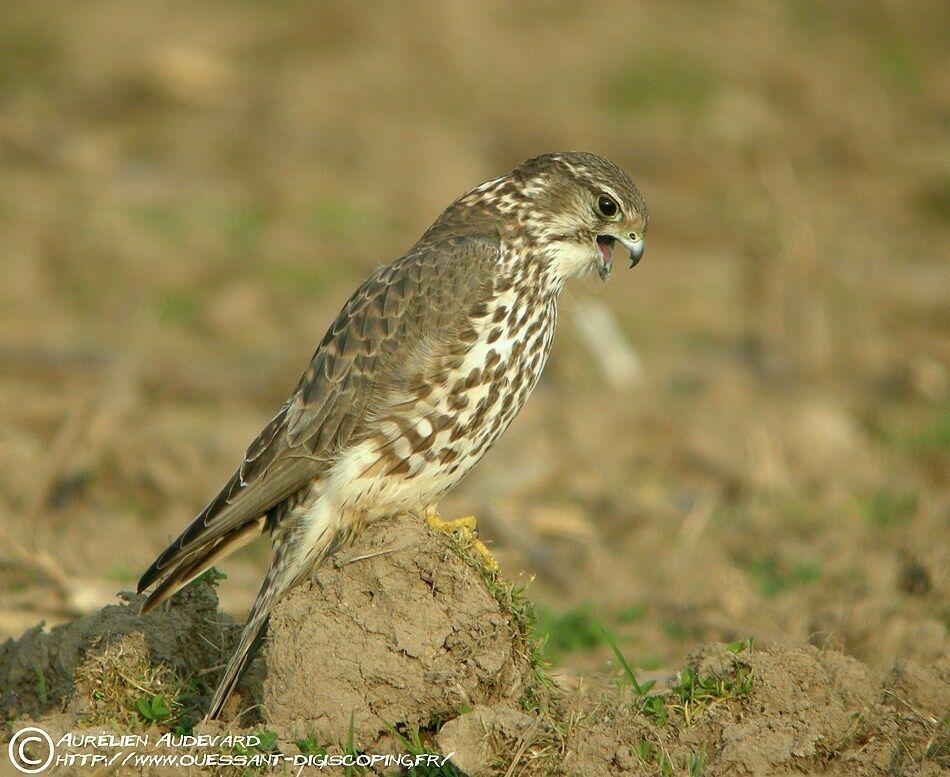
[137,151,647,718]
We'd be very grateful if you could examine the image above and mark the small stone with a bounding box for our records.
[436,704,534,777]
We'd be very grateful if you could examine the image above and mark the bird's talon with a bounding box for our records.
[426,511,479,533]
[426,510,499,572]
[471,538,499,572]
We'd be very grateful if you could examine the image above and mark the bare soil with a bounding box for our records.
[2,517,946,774]
[262,514,534,746]
[0,1,947,775]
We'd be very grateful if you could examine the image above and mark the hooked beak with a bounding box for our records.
[595,235,615,280]
[618,233,645,267]
[595,232,645,280]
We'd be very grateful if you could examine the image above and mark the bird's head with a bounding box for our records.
[511,151,647,282]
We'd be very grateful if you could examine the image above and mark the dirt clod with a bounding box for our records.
[561,642,949,776]
[436,704,535,776]
[262,513,533,746]
[0,584,236,723]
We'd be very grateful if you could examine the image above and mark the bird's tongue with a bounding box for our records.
[598,240,612,264]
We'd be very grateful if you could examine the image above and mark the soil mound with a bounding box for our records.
[562,642,948,777]
[0,583,238,724]
[1,522,946,776]
[262,512,535,745]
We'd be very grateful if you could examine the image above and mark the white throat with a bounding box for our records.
[545,239,598,285]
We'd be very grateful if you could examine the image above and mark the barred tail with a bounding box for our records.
[206,516,349,719]
[139,518,266,615]
[206,565,283,720]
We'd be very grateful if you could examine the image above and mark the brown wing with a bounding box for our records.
[137,234,499,598]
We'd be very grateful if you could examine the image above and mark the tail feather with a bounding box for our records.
[206,521,342,719]
[206,565,284,720]
[140,518,266,614]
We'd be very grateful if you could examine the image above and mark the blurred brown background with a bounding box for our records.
[0,1,946,678]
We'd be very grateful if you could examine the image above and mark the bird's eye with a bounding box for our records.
[597,195,620,220]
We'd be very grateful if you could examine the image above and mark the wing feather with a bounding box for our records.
[138,234,499,595]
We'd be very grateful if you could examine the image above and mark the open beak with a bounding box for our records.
[595,235,615,280]
[618,234,645,268]
[596,233,645,280]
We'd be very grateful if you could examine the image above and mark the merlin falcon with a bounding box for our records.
[138,151,648,718]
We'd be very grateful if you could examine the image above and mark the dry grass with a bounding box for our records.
[72,632,183,730]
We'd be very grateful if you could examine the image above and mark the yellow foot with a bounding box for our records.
[426,508,499,572]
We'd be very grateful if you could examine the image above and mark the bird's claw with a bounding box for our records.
[426,509,499,572]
